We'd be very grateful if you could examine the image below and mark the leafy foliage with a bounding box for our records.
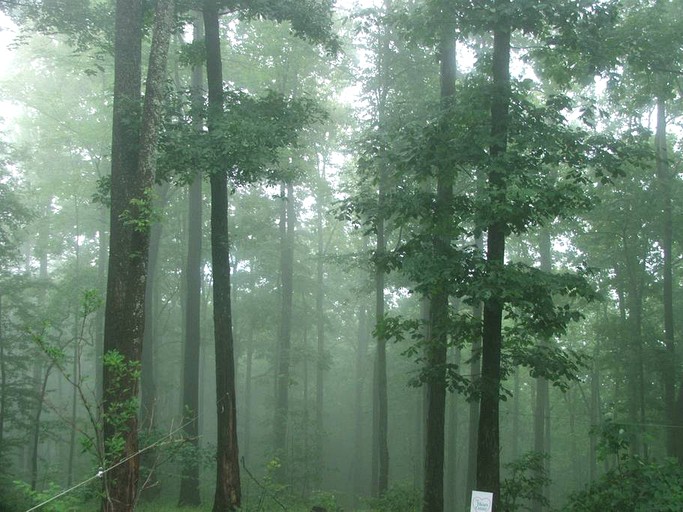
[500,452,550,512]
[159,88,326,186]
[563,456,683,512]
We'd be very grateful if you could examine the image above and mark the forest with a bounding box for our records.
[0,0,682,511]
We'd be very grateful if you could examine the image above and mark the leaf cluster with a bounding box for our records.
[223,0,341,55]
[158,87,327,186]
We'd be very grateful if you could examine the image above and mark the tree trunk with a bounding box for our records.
[446,346,461,511]
[203,0,242,507]
[315,164,326,486]
[373,170,389,497]
[353,305,369,501]
[466,289,482,506]
[274,181,295,476]
[178,20,204,504]
[140,183,169,500]
[101,0,173,507]
[100,0,143,505]
[0,294,5,448]
[422,18,456,512]
[532,230,552,512]
[477,2,510,507]
[655,94,678,460]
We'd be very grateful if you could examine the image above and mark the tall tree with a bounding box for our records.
[273,180,295,472]
[101,0,174,508]
[422,4,456,511]
[476,0,511,505]
[178,17,204,507]
[202,0,242,508]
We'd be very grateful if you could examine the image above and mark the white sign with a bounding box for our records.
[470,490,494,512]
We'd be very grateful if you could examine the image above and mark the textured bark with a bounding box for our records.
[101,0,173,507]
[204,0,242,508]
[101,0,143,507]
[422,19,456,512]
[476,2,510,507]
[178,20,204,505]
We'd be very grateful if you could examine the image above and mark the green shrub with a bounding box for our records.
[563,456,683,512]
[364,483,421,512]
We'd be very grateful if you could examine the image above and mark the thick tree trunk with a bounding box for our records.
[178,21,204,505]
[476,2,510,508]
[204,0,242,508]
[274,181,295,475]
[101,0,173,508]
[422,19,456,512]
[100,0,143,506]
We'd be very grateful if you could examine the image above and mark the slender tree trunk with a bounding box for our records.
[315,164,326,485]
[243,334,254,466]
[422,18,456,512]
[204,0,242,507]
[30,363,53,491]
[178,21,204,504]
[0,294,4,448]
[374,173,389,497]
[466,287,482,506]
[532,230,552,512]
[353,305,369,502]
[140,183,169,500]
[95,209,108,404]
[446,346,461,511]
[510,368,520,461]
[274,181,295,475]
[655,94,678,459]
[67,214,81,488]
[477,2,510,507]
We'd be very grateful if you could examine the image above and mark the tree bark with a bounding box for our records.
[100,0,143,506]
[422,16,456,512]
[203,0,242,507]
[476,2,510,507]
[101,0,173,507]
